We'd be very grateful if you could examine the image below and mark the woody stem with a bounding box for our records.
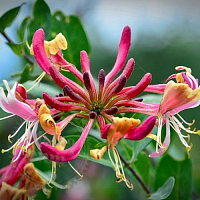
[1,31,35,65]
[118,152,151,195]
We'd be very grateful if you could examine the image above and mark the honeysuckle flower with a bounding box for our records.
[90,116,156,190]
[0,80,67,160]
[31,26,156,189]
[121,67,200,157]
[0,143,34,188]
[28,29,83,92]
[0,144,48,199]
[149,66,200,157]
[0,80,40,159]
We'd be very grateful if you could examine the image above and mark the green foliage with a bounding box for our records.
[0,3,25,32]
[51,12,90,71]
[133,152,151,185]
[148,177,175,200]
[17,16,31,41]
[6,42,25,56]
[27,0,52,44]
[155,154,192,200]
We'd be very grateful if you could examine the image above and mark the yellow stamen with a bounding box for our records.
[8,134,12,143]
[108,147,133,190]
[186,143,193,159]
[26,71,46,92]
[27,132,48,148]
[68,162,84,180]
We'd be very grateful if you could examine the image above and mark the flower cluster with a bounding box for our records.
[0,26,200,198]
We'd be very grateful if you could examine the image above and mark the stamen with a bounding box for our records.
[156,116,163,153]
[36,168,71,189]
[26,72,46,92]
[108,147,133,190]
[9,120,26,140]
[27,132,48,148]
[2,139,20,153]
[0,114,15,121]
[177,114,195,126]
[68,162,84,180]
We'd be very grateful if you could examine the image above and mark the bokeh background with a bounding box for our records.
[0,0,200,199]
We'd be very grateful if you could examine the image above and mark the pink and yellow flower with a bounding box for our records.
[30,26,158,189]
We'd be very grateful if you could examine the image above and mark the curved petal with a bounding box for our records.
[32,29,52,74]
[0,81,37,121]
[105,26,131,87]
[149,119,170,157]
[40,118,94,162]
[124,116,156,140]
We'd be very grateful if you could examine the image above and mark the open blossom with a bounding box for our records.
[28,29,84,91]
[0,80,70,160]
[121,66,200,157]
[150,66,200,157]
[31,26,157,188]
[90,116,155,190]
[0,80,39,160]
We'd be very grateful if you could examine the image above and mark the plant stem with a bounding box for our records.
[1,31,35,65]
[119,153,151,195]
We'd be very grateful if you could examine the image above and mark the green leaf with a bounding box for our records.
[148,177,175,200]
[17,16,31,41]
[0,3,25,32]
[6,42,25,56]
[133,152,151,185]
[154,154,192,200]
[119,137,152,162]
[51,11,90,71]
[27,0,51,44]
[17,63,33,83]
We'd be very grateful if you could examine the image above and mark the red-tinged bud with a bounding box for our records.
[16,84,27,100]
[98,69,106,87]
[63,85,82,101]
[80,51,90,72]
[112,75,127,95]
[103,107,118,115]
[105,26,131,88]
[43,93,88,112]
[89,111,97,119]
[123,58,135,79]
[125,73,152,99]
[83,72,94,102]
[83,72,92,91]
[124,116,156,140]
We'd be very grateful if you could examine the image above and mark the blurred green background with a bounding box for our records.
[0,0,200,199]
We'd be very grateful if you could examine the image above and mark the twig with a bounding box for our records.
[119,152,151,195]
[1,31,35,65]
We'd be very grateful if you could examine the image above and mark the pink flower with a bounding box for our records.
[31,26,153,166]
[0,144,46,199]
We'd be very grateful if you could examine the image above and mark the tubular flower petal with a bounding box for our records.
[124,116,156,140]
[40,118,95,162]
[105,26,131,87]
